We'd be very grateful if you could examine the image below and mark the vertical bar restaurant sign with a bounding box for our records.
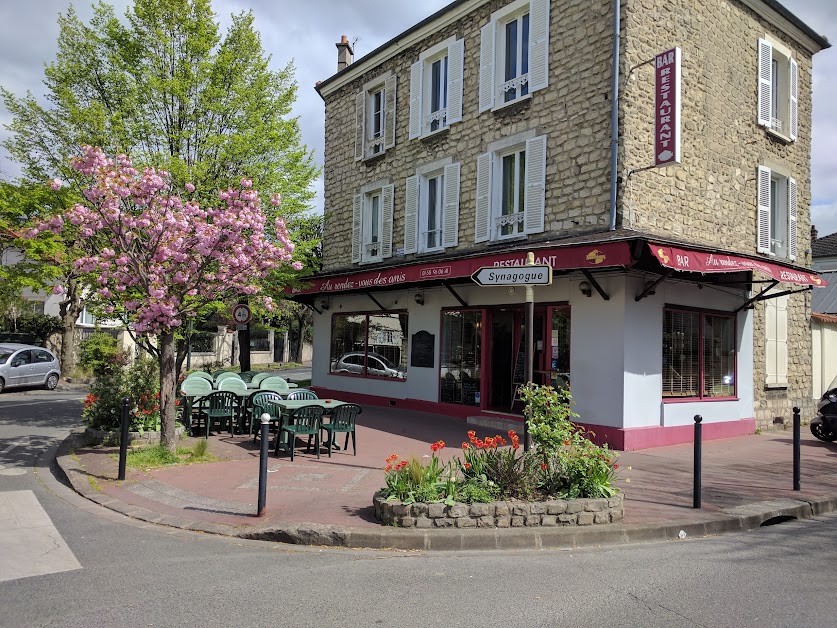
[654,47,681,167]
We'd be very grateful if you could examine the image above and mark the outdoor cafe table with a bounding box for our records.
[266,399,347,453]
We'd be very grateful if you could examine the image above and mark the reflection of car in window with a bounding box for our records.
[333,351,406,378]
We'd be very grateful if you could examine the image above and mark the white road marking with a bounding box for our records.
[0,490,82,582]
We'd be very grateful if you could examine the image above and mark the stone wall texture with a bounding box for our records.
[318,0,822,427]
[374,492,624,528]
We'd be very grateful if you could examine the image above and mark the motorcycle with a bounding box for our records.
[811,374,837,442]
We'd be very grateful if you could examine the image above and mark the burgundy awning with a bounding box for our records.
[649,243,828,287]
[291,241,633,296]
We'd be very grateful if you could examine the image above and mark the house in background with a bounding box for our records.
[295,0,829,449]
[812,227,837,398]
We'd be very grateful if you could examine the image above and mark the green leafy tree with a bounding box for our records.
[0,181,83,368]
[1,0,319,369]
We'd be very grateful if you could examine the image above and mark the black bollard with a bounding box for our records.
[793,406,801,491]
[693,415,702,509]
[257,413,270,517]
[118,397,131,481]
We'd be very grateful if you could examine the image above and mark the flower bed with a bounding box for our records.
[375,384,622,528]
[374,492,624,528]
[84,425,184,446]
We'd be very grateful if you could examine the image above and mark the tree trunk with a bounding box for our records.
[58,280,83,373]
[159,331,177,453]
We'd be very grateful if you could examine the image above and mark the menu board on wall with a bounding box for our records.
[410,331,435,368]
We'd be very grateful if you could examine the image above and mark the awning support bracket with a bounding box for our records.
[581,270,610,301]
[444,281,468,307]
[305,302,321,316]
[634,269,673,302]
[365,292,387,311]
[734,280,779,313]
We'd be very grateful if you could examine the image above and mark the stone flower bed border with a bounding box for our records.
[84,426,185,446]
[374,492,623,529]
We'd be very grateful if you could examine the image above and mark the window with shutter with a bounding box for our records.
[758,165,795,261]
[480,0,550,113]
[355,182,395,264]
[407,160,461,254]
[356,73,397,161]
[756,37,797,142]
[765,293,789,387]
[476,133,546,243]
[409,37,464,139]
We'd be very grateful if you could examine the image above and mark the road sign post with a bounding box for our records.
[472,252,552,451]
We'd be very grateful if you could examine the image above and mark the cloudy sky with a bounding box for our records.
[0,0,835,235]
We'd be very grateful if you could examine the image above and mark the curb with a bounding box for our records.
[54,431,837,551]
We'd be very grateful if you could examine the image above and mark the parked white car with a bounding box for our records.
[0,344,61,393]
[332,351,405,378]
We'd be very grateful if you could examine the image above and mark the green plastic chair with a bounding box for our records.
[260,376,290,392]
[249,391,282,437]
[218,377,247,392]
[239,370,256,383]
[286,389,318,400]
[215,372,243,384]
[320,404,362,456]
[212,370,227,379]
[179,378,212,435]
[250,372,273,386]
[199,391,240,438]
[276,405,324,460]
[185,372,213,382]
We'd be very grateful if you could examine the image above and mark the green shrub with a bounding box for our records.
[83,358,161,433]
[79,332,125,377]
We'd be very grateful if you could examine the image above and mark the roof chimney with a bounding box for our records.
[812,224,818,241]
[336,35,353,72]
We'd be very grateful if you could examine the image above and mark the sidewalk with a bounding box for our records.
[56,406,837,550]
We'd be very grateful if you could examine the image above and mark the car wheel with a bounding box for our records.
[44,374,59,390]
[0,377,4,393]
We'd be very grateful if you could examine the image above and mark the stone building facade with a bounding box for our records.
[301,0,829,447]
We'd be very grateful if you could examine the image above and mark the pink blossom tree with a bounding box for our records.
[28,146,301,450]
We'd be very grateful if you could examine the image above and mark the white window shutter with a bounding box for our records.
[524,135,547,235]
[789,57,798,141]
[757,165,771,254]
[443,162,461,247]
[528,0,551,93]
[765,298,777,385]
[757,39,772,128]
[788,177,797,261]
[776,295,789,384]
[384,75,397,150]
[352,194,362,263]
[404,176,419,254]
[479,22,496,113]
[409,61,423,139]
[381,184,394,258]
[475,152,492,242]
[446,39,465,125]
[354,92,365,161]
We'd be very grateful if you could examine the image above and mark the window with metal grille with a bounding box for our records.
[663,308,736,399]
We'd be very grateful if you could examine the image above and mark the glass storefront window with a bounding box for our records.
[330,313,407,380]
[440,310,482,405]
[663,308,735,399]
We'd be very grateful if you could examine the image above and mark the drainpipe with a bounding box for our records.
[609,0,621,231]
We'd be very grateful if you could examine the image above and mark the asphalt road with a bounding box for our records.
[1,388,836,627]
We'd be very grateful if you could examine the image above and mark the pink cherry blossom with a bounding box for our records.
[49,178,63,191]
[185,182,195,193]
[52,285,65,295]
[291,261,304,271]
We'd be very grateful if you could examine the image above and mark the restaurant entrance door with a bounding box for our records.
[486,305,570,413]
